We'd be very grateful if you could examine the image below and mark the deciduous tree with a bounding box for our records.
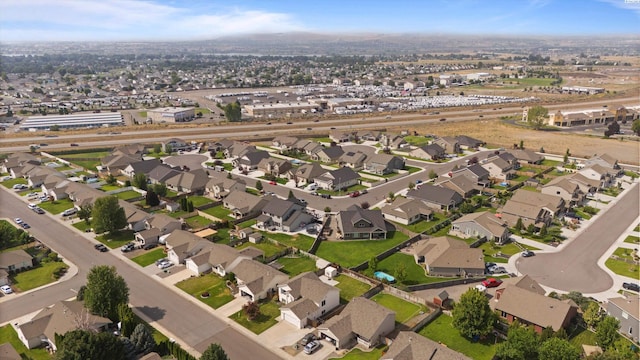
[146,189,160,207]
[242,301,260,321]
[527,105,548,130]
[452,288,496,338]
[495,322,539,360]
[55,329,124,360]
[200,343,229,360]
[84,265,129,321]
[595,316,620,350]
[91,196,127,234]
[132,173,148,190]
[583,302,604,329]
[538,337,580,360]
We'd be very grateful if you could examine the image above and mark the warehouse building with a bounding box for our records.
[147,107,195,123]
[20,112,124,130]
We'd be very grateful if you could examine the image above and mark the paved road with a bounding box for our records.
[0,188,282,360]
[516,184,639,293]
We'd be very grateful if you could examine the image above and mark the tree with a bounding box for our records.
[91,196,127,234]
[121,337,137,360]
[538,337,580,360]
[408,182,415,190]
[514,218,523,233]
[583,302,604,329]
[539,223,548,237]
[77,204,93,224]
[324,206,331,213]
[360,201,370,209]
[130,323,155,355]
[526,223,536,234]
[604,121,620,138]
[527,105,549,130]
[459,201,475,214]
[117,303,137,338]
[84,265,129,321]
[519,140,524,149]
[495,322,539,360]
[105,174,117,185]
[564,149,571,164]
[242,301,260,321]
[151,183,167,197]
[76,285,86,301]
[452,288,496,338]
[200,343,229,360]
[187,200,194,212]
[394,262,407,283]
[132,173,148,191]
[368,257,378,271]
[222,101,242,122]
[50,124,60,131]
[595,316,620,350]
[428,169,438,179]
[56,329,124,360]
[153,143,162,153]
[632,119,640,136]
[165,144,173,154]
[255,180,263,192]
[146,189,160,207]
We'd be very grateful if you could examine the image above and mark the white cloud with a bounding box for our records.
[0,0,305,41]
[598,0,640,16]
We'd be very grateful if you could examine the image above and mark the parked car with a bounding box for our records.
[143,243,157,250]
[94,244,108,252]
[120,243,135,252]
[493,266,508,274]
[14,218,23,224]
[300,333,316,346]
[21,223,31,229]
[158,261,173,270]
[320,194,331,199]
[155,258,169,266]
[475,284,487,293]
[28,203,37,210]
[70,143,79,147]
[439,118,447,121]
[521,250,535,257]
[482,278,503,288]
[360,189,368,194]
[268,181,277,185]
[27,192,39,198]
[349,191,360,198]
[62,208,77,216]
[0,285,13,295]
[12,184,27,190]
[34,207,45,214]
[303,341,320,355]
[622,282,640,292]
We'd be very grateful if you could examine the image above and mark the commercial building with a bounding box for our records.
[147,107,195,123]
[547,106,640,127]
[561,86,605,95]
[20,112,124,130]
[244,101,320,118]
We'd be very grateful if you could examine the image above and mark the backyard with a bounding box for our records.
[418,314,498,360]
[187,195,215,208]
[334,274,372,303]
[236,240,285,258]
[184,215,211,229]
[230,300,280,334]
[0,325,50,360]
[261,232,315,251]
[315,231,409,268]
[175,275,235,309]
[201,205,232,220]
[398,213,446,234]
[276,256,317,277]
[370,292,426,323]
[366,253,455,285]
[114,190,142,201]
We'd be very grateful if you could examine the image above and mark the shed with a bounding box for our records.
[433,290,450,308]
[325,266,338,279]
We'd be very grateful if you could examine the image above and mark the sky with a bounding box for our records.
[1,0,639,42]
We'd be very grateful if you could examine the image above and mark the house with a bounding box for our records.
[1,152,41,173]
[434,175,477,198]
[509,149,544,164]
[164,230,210,264]
[147,164,182,185]
[584,153,619,170]
[406,184,464,211]
[455,135,485,150]
[113,144,146,157]
[165,169,209,194]
[101,153,141,174]
[272,135,300,152]
[314,167,360,191]
[294,139,323,156]
[223,191,268,219]
[411,237,485,277]
[381,331,471,360]
[450,211,510,244]
[606,295,639,342]
[234,259,288,302]
[381,197,433,225]
[495,275,546,296]
[451,164,490,187]
[256,197,314,232]
[336,205,388,240]
[363,154,405,175]
[379,133,407,150]
[121,200,150,232]
[329,130,355,143]
[26,167,65,188]
[542,177,586,207]
[121,158,162,178]
[312,146,344,163]
[492,285,578,333]
[318,297,395,350]
[339,151,367,170]
[134,214,182,248]
[286,163,326,186]
[578,164,616,189]
[278,272,340,329]
[224,141,257,159]
[163,138,190,152]
[205,175,246,200]
[409,144,445,161]
[487,151,520,169]
[356,130,382,141]
[480,156,516,181]
[0,249,34,273]
[232,150,270,171]
[433,136,460,154]
[500,189,565,229]
[184,243,251,276]
[258,157,292,177]
[15,300,111,351]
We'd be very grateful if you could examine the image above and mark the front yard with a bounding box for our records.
[11,261,69,292]
[606,248,639,279]
[316,184,369,197]
[624,235,639,244]
[329,345,387,360]
[397,213,446,234]
[131,248,166,267]
[1,177,28,188]
[37,198,75,214]
[418,314,498,360]
[315,231,409,268]
[175,275,234,309]
[230,300,280,334]
[334,274,372,303]
[96,230,134,249]
[370,292,426,323]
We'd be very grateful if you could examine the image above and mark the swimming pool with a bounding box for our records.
[374,271,396,283]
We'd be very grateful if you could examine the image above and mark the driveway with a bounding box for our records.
[164,154,208,170]
[516,184,639,293]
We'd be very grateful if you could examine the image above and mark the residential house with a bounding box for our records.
[184,243,250,276]
[258,157,292,177]
[382,331,471,360]
[233,150,271,171]
[224,141,257,159]
[272,135,300,152]
[1,152,41,173]
[381,197,433,225]
[256,197,314,232]
[165,169,209,194]
[121,200,150,232]
[433,136,460,154]
[492,285,578,333]
[542,177,586,207]
[434,176,477,198]
[487,151,520,169]
[113,144,146,157]
[329,130,355,143]
[480,156,516,181]
[234,259,288,302]
[495,275,546,296]
[563,173,599,196]
[509,149,544,164]
[340,151,367,170]
[336,205,388,240]
[406,184,464,211]
[278,272,340,329]
[208,139,235,154]
[409,144,445,161]
[147,164,182,185]
[379,133,407,150]
[450,211,510,244]
[411,236,485,277]
[356,130,381,141]
[0,249,33,273]
[606,295,639,342]
[134,214,181,248]
[584,153,619,170]
[163,138,190,152]
[500,189,565,229]
[318,297,395,350]
[314,167,360,191]
[16,300,111,351]
[312,146,344,163]
[9,162,40,179]
[101,153,141,174]
[451,164,490,187]
[363,154,405,175]
[205,175,246,200]
[223,191,269,219]
[455,135,485,150]
[287,163,326,186]
[121,158,162,178]
[578,164,616,189]
[294,139,323,156]
[164,230,210,265]
[26,167,65,188]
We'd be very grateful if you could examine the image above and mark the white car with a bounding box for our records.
[158,261,173,270]
[0,285,13,294]
[12,184,27,190]
[475,284,487,293]
[28,203,37,210]
[14,218,23,224]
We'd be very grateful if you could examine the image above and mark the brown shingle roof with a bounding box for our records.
[494,286,577,331]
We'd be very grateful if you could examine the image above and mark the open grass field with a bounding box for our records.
[315,232,409,268]
[418,314,498,360]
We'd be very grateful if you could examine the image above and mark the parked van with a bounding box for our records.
[306,183,317,191]
[62,208,77,216]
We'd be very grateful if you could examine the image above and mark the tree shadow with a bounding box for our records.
[134,305,166,321]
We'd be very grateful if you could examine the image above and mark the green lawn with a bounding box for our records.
[230,300,280,334]
[195,107,211,115]
[315,231,409,268]
[366,253,450,285]
[360,170,398,179]
[2,177,28,188]
[330,345,387,360]
[624,235,639,244]
[0,325,51,360]
[201,205,232,220]
[258,175,287,185]
[187,195,214,208]
[403,135,431,146]
[115,190,142,200]
[237,219,257,228]
[277,256,317,276]
[316,184,368,196]
[175,275,234,309]
[634,225,640,232]
[99,184,121,192]
[96,230,135,248]
[61,151,110,159]
[605,258,640,280]
[370,292,426,323]
[418,314,498,360]
[131,248,166,267]
[212,228,231,245]
[404,166,421,174]
[185,215,211,229]
[568,325,596,347]
[612,247,636,261]
[236,240,285,258]
[541,159,561,167]
[11,261,69,292]
[69,159,101,170]
[261,232,316,251]
[334,274,372,303]
[398,213,446,234]
[72,221,92,232]
[38,198,74,214]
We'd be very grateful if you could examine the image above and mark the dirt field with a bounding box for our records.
[400,119,640,165]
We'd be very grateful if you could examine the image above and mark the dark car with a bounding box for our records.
[34,207,45,214]
[320,194,331,199]
[21,223,31,229]
[439,118,446,121]
[70,143,79,147]
[300,333,316,346]
[622,282,640,292]
[143,243,157,250]
[522,250,535,257]
[94,244,108,252]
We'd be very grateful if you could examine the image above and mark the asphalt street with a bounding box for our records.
[516,183,639,293]
[0,188,282,360]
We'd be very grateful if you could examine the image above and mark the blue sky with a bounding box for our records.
[1,0,638,42]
